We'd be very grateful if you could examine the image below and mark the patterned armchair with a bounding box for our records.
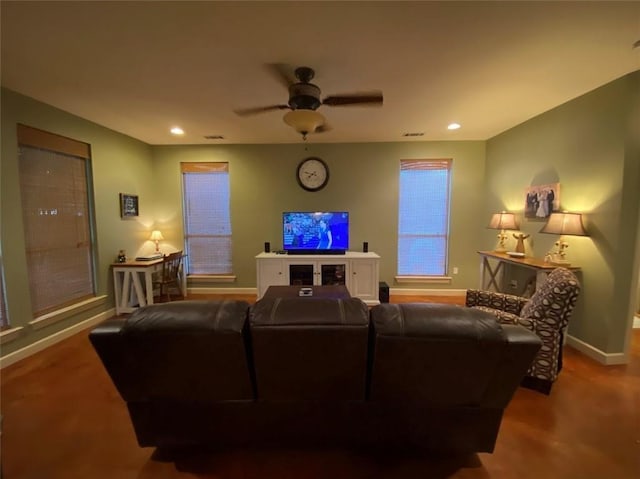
[466,267,581,394]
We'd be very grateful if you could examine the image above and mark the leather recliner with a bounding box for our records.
[90,298,541,453]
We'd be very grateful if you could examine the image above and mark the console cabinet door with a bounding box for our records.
[318,261,348,286]
[256,259,286,298]
[350,258,379,302]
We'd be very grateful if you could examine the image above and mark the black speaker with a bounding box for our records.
[363,241,369,253]
[264,242,271,253]
[379,281,389,303]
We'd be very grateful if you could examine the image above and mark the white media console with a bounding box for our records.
[255,251,381,305]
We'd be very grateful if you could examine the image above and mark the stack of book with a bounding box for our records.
[134,253,163,261]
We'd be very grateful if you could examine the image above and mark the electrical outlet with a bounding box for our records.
[510,280,518,289]
[453,267,459,274]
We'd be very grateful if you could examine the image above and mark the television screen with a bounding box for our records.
[283,211,349,253]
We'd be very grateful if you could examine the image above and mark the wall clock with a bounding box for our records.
[296,157,329,192]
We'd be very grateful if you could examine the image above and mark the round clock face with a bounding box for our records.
[296,157,329,191]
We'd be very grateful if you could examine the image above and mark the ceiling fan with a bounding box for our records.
[234,65,383,139]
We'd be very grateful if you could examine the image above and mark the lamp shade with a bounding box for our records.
[149,230,164,241]
[540,212,587,236]
[283,109,325,135]
[487,212,518,231]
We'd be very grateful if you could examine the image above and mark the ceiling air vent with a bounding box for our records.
[402,132,424,137]
[204,135,225,140]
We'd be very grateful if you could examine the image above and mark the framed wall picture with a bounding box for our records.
[524,183,560,219]
[120,193,139,218]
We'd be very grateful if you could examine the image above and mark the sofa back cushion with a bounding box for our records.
[250,297,370,400]
[369,303,513,406]
[89,300,254,402]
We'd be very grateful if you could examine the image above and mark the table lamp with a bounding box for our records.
[540,212,587,265]
[149,230,164,254]
[487,212,518,253]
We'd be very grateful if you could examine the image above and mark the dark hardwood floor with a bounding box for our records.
[1,293,639,479]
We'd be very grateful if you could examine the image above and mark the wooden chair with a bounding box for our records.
[152,251,183,302]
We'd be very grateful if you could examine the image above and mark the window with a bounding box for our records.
[17,125,96,317]
[397,159,452,276]
[181,162,232,275]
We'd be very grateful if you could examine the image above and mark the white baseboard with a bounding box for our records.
[390,288,466,297]
[0,308,115,369]
[566,334,629,365]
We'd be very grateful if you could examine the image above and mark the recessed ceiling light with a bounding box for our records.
[170,127,184,135]
[447,123,461,130]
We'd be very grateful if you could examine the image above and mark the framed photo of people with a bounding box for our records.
[524,183,560,219]
[119,193,139,218]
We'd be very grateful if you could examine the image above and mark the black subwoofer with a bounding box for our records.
[379,281,389,303]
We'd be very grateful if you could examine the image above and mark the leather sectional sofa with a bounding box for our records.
[89,297,541,453]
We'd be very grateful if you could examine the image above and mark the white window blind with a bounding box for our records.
[181,162,232,275]
[17,125,95,316]
[398,159,452,276]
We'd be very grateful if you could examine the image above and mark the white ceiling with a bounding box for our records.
[1,1,639,145]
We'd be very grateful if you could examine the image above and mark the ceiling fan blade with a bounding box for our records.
[266,63,296,89]
[234,104,290,116]
[322,91,383,107]
[315,123,332,134]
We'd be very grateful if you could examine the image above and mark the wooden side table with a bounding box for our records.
[111,255,186,315]
[477,251,580,295]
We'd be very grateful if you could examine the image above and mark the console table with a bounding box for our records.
[256,252,380,305]
[477,251,580,296]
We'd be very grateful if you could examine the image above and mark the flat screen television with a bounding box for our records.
[283,211,349,254]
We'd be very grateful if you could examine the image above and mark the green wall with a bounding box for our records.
[485,71,640,354]
[1,88,154,355]
[151,141,486,290]
[2,71,638,360]
[1,88,487,358]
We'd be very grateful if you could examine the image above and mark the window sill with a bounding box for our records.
[394,276,453,284]
[29,295,107,331]
[0,326,25,345]
[188,275,237,284]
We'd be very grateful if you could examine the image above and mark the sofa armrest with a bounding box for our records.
[483,324,542,407]
[90,318,127,336]
[468,306,521,325]
[89,300,254,402]
[88,318,135,399]
[465,290,528,315]
[369,303,530,406]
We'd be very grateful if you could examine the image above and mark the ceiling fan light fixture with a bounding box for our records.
[283,109,326,138]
